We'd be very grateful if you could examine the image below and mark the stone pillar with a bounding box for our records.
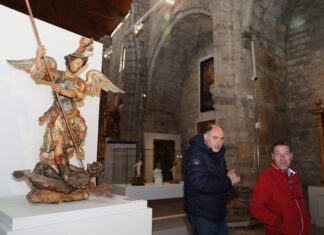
[100,35,112,75]
[97,35,112,164]
[309,99,324,183]
[211,0,255,222]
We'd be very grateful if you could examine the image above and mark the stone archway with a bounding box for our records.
[144,8,213,137]
[147,7,212,91]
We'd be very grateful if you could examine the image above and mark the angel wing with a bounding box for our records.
[7,56,57,73]
[85,69,125,94]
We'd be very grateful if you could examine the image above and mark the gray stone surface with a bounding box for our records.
[101,0,324,222]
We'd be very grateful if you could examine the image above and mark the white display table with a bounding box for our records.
[308,185,324,227]
[0,194,152,235]
[113,182,184,200]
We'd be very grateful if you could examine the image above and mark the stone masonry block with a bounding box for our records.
[276,22,287,34]
[238,142,252,159]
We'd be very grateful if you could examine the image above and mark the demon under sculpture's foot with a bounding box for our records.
[89,183,113,198]
[12,159,112,203]
[27,188,89,204]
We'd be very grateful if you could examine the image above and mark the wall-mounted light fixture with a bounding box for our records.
[134,22,144,35]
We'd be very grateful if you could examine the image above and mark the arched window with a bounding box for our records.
[119,44,126,72]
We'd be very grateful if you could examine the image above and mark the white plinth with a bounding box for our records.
[308,185,324,227]
[113,182,184,200]
[154,177,163,185]
[0,194,152,235]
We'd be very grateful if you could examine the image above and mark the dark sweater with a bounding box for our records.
[184,134,232,222]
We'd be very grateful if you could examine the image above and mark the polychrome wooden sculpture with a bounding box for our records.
[9,37,124,203]
[7,0,125,203]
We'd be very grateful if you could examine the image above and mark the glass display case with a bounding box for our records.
[99,139,184,185]
[99,140,137,185]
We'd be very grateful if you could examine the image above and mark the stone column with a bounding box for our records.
[309,99,324,183]
[97,35,112,164]
[211,0,255,221]
[100,35,112,75]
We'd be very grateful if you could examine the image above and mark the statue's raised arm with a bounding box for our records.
[7,54,57,82]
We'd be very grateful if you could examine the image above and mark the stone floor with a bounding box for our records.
[228,224,324,235]
[150,198,324,235]
[228,225,264,235]
[153,216,324,235]
[148,198,185,218]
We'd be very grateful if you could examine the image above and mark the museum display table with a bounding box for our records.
[0,194,152,235]
[113,181,184,200]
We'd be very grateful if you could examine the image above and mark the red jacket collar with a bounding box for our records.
[271,161,296,176]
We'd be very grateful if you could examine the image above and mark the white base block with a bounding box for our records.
[308,185,324,227]
[0,194,152,235]
[154,177,163,185]
[113,182,184,200]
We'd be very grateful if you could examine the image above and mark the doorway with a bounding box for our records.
[153,139,175,181]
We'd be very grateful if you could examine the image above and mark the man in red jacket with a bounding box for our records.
[250,141,311,235]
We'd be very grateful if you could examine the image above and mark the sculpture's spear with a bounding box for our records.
[24,0,85,171]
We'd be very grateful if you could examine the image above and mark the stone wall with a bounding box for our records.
[287,0,324,185]
[100,0,324,222]
[249,0,290,173]
[208,0,255,221]
[146,1,213,136]
[101,0,150,143]
[180,44,214,151]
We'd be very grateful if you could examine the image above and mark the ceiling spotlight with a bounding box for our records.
[165,0,175,5]
[134,22,144,35]
[104,47,113,59]
[142,93,147,98]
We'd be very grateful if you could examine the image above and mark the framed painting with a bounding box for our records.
[200,57,215,112]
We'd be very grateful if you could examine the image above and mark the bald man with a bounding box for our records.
[184,124,240,235]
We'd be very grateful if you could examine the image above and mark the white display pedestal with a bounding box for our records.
[113,182,184,200]
[308,185,324,227]
[0,194,152,235]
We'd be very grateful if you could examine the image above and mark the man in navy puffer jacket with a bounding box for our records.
[184,124,240,235]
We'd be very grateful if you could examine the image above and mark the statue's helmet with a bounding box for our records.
[64,37,94,69]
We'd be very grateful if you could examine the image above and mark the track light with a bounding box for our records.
[134,22,144,35]
[104,46,113,58]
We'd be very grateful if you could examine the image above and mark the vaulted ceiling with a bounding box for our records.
[0,0,133,41]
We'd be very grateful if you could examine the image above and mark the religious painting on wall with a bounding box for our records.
[197,120,216,134]
[200,57,215,112]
